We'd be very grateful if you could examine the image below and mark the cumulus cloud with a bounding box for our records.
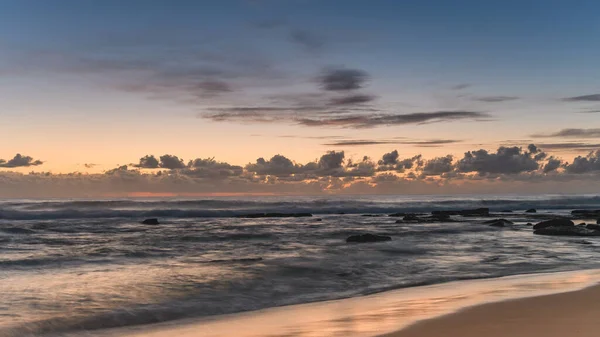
[135,155,160,169]
[422,155,454,176]
[246,155,303,176]
[532,128,600,138]
[543,157,562,173]
[377,151,423,172]
[0,154,43,168]
[563,94,600,102]
[159,155,186,169]
[456,145,544,175]
[564,150,600,173]
[318,68,369,91]
[318,151,345,170]
[183,158,243,178]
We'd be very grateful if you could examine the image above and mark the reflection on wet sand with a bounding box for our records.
[99,269,600,337]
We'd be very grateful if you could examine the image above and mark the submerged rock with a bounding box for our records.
[237,213,312,218]
[525,208,537,213]
[533,218,574,230]
[388,212,406,217]
[534,226,600,237]
[571,210,600,218]
[586,224,600,231]
[346,233,392,243]
[432,208,489,217]
[483,219,514,227]
[141,218,160,225]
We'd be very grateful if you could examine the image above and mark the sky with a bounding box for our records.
[1,0,600,197]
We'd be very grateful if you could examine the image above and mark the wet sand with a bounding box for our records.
[96,269,600,337]
[386,282,600,337]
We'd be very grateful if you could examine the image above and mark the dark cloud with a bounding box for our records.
[84,163,97,169]
[318,68,369,91]
[451,84,471,90]
[532,128,600,138]
[543,157,562,173]
[245,155,303,176]
[536,143,600,151]
[297,111,490,128]
[318,151,345,170]
[0,154,43,168]
[563,94,600,102]
[377,152,423,172]
[576,110,600,114]
[473,96,519,103]
[183,158,243,178]
[329,94,375,106]
[456,145,544,175]
[564,150,600,173]
[195,80,233,96]
[422,155,454,176]
[323,138,461,147]
[289,30,325,52]
[159,155,186,169]
[135,155,160,169]
[380,150,400,165]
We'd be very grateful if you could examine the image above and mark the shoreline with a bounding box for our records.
[93,269,600,337]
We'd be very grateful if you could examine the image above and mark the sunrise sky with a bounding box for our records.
[1,0,600,197]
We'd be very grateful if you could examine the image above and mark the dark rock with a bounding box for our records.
[237,213,312,218]
[534,226,600,237]
[533,218,574,230]
[0,227,35,234]
[525,208,537,213]
[362,214,384,217]
[346,233,392,243]
[141,218,160,225]
[526,223,533,226]
[388,212,406,217]
[571,210,600,217]
[578,223,587,226]
[598,219,600,224]
[483,219,514,227]
[586,224,600,231]
[315,218,323,222]
[432,208,489,217]
[403,214,420,221]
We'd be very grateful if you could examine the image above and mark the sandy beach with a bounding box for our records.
[92,269,600,337]
[388,282,600,337]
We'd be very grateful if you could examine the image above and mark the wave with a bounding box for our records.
[1,195,599,220]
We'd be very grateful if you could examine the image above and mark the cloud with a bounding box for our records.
[159,155,186,169]
[318,68,369,91]
[323,138,461,147]
[84,163,97,169]
[380,150,400,165]
[563,94,600,102]
[245,155,304,176]
[456,145,544,175]
[536,142,600,151]
[329,94,375,105]
[377,152,423,172]
[473,96,519,103]
[564,150,600,173]
[135,155,160,169]
[543,157,562,173]
[451,84,471,90]
[532,128,600,138]
[0,154,43,168]
[289,30,325,52]
[422,155,454,176]
[318,151,345,170]
[195,80,233,96]
[297,111,490,128]
[183,158,243,178]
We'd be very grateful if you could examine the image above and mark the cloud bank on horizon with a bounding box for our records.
[2,144,600,197]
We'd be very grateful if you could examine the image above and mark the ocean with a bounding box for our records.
[1,194,600,337]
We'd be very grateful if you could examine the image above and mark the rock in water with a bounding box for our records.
[483,219,514,227]
[142,218,160,225]
[586,224,600,231]
[533,218,574,230]
[525,208,537,213]
[534,226,600,237]
[346,234,392,243]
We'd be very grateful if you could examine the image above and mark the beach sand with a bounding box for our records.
[386,282,600,337]
[98,269,600,337]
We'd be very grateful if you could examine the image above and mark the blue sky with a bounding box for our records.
[0,0,600,196]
